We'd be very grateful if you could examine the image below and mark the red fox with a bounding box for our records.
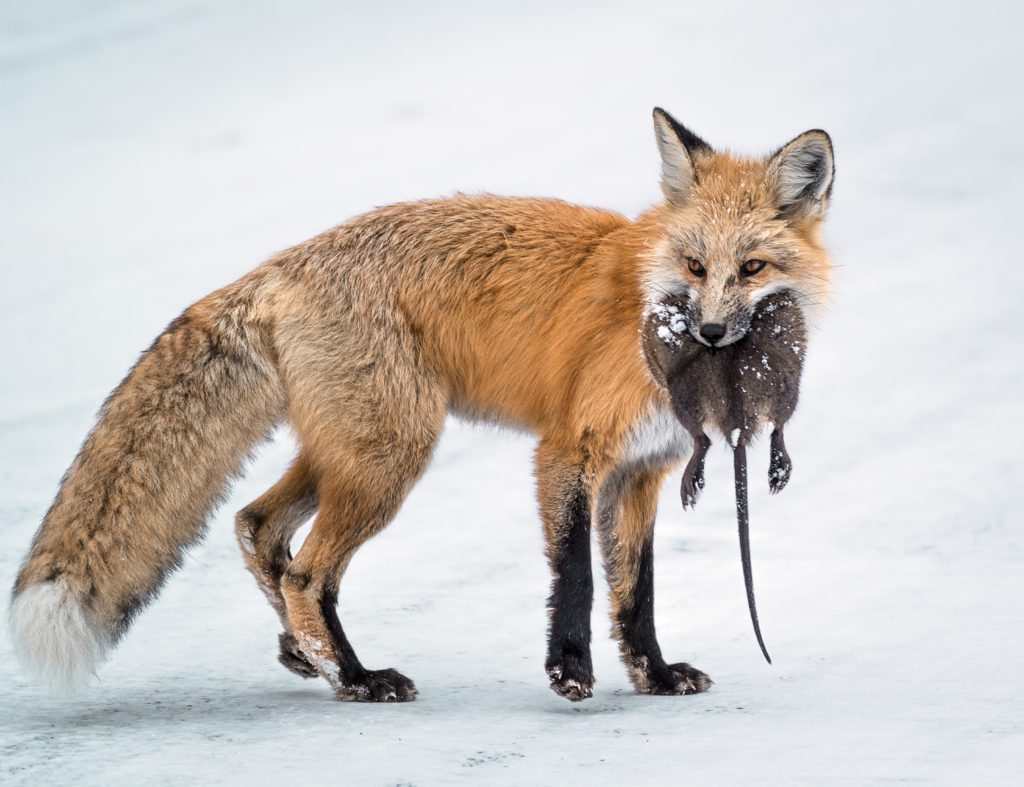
[9,108,834,702]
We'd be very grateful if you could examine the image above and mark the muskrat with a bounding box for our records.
[642,290,807,663]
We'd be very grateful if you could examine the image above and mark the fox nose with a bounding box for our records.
[699,322,727,345]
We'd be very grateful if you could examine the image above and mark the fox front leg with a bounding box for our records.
[536,441,595,701]
[597,465,713,695]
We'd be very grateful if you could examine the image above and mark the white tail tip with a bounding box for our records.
[8,579,111,692]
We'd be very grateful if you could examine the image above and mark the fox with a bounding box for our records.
[8,108,834,703]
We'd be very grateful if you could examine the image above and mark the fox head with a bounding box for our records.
[642,107,834,347]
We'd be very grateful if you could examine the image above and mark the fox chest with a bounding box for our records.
[619,402,692,468]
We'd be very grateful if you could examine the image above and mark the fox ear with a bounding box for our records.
[767,130,834,218]
[653,107,712,205]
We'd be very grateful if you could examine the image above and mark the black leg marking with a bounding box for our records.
[318,587,418,702]
[621,535,713,695]
[545,483,595,702]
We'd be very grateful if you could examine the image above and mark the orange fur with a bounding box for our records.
[11,112,833,701]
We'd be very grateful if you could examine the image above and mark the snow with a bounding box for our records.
[2,0,1023,783]
[656,324,678,345]
[653,302,689,346]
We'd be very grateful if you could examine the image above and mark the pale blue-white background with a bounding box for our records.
[1,1,1021,782]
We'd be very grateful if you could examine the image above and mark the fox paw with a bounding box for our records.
[335,668,418,703]
[278,632,319,679]
[546,654,594,702]
[628,656,713,695]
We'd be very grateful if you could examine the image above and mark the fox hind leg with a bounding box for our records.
[235,455,320,678]
[280,436,440,701]
[278,342,446,701]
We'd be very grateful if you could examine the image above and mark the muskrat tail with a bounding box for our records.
[734,443,772,664]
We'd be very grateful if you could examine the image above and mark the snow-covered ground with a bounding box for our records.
[2,0,1022,783]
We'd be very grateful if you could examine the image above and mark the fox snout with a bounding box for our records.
[654,293,754,348]
[693,317,750,348]
[698,322,727,346]
[690,302,756,348]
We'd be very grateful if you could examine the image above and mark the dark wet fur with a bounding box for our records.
[643,291,807,663]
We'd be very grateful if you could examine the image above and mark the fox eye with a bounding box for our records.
[741,259,767,277]
[687,257,706,278]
